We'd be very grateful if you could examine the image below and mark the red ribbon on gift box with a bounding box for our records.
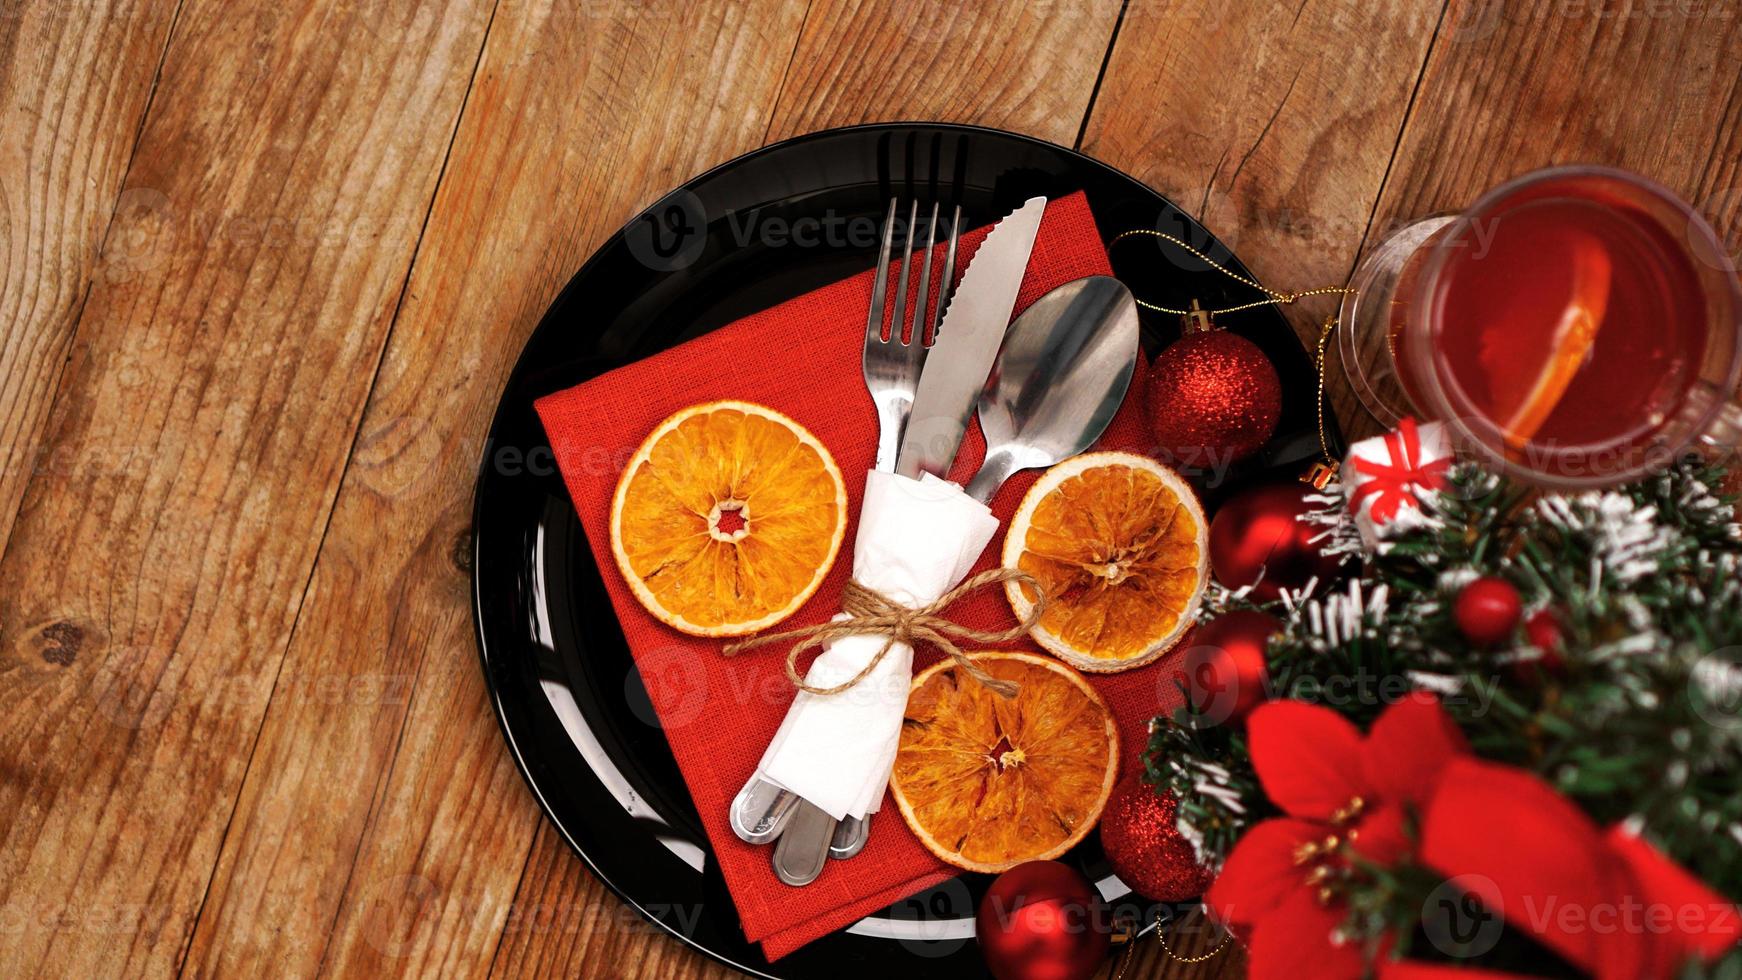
[1349,417,1451,524]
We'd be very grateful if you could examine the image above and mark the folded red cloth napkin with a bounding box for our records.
[536,192,1187,960]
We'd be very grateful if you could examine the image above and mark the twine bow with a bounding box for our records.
[721,568,1048,700]
[1349,417,1452,523]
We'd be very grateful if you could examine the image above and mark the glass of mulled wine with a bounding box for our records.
[1340,165,1742,488]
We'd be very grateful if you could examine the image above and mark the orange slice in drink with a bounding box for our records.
[890,651,1118,873]
[1483,235,1611,449]
[609,401,847,637]
[1002,452,1208,673]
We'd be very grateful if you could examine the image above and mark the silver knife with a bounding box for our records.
[895,196,1047,479]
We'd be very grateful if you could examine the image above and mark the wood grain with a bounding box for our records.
[0,0,176,556]
[1330,0,1742,438]
[180,1,810,976]
[1080,0,1445,355]
[5,1,1740,978]
[489,824,738,979]
[485,3,1146,974]
[764,0,1125,144]
[0,0,492,973]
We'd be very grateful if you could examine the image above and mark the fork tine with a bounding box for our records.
[890,200,919,344]
[866,199,897,342]
[927,204,962,346]
[909,202,939,348]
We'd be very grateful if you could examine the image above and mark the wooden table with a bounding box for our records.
[2,1,1737,976]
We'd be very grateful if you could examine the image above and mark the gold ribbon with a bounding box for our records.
[721,568,1048,699]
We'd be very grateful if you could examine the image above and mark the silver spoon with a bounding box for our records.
[965,276,1140,503]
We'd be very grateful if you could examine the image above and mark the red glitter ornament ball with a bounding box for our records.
[1454,576,1522,646]
[1099,776,1214,903]
[976,861,1110,980]
[1145,327,1281,469]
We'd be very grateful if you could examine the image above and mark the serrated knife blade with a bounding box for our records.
[895,196,1047,479]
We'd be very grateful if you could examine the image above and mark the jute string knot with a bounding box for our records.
[721,568,1048,700]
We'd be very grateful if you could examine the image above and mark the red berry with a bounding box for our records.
[1520,608,1566,675]
[1454,576,1522,646]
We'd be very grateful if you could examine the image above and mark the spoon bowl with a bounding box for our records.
[965,276,1140,503]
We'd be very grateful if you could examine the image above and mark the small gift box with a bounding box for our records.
[1343,417,1453,548]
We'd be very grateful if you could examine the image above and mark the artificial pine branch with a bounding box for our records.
[1145,456,1742,904]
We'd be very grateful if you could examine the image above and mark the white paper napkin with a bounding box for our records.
[754,470,1001,821]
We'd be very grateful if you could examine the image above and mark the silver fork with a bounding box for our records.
[730,198,963,878]
[864,198,963,471]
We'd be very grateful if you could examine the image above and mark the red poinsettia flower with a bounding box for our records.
[1207,693,1469,978]
[1418,758,1741,979]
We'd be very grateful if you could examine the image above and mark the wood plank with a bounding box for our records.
[179,1,812,976]
[764,0,1125,144]
[1333,0,1742,436]
[0,0,493,974]
[488,824,738,979]
[1080,0,1446,363]
[479,4,1135,974]
[1092,911,1245,980]
[0,1,177,555]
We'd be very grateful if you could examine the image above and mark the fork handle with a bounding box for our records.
[872,398,909,474]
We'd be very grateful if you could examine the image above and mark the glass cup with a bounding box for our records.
[1340,165,1742,489]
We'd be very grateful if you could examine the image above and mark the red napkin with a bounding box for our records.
[536,192,1188,959]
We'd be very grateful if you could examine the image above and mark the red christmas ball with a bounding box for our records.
[1145,328,1281,469]
[1454,576,1522,646]
[1209,482,1340,600]
[976,861,1110,980]
[1099,776,1214,902]
[1181,610,1281,723]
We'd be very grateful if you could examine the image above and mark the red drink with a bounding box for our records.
[1371,168,1742,486]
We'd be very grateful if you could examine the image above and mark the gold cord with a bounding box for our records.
[1111,227,1349,481]
[1111,907,1230,979]
[1307,314,1341,485]
[1109,229,1351,316]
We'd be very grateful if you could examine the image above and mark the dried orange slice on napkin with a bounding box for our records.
[890,651,1118,873]
[1003,452,1208,673]
[609,400,847,637]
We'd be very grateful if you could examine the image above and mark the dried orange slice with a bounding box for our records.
[609,400,847,637]
[890,651,1118,873]
[1003,452,1208,673]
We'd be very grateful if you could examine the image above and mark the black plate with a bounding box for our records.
[471,122,1332,978]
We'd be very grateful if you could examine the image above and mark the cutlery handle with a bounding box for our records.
[772,800,838,886]
[966,447,1025,504]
